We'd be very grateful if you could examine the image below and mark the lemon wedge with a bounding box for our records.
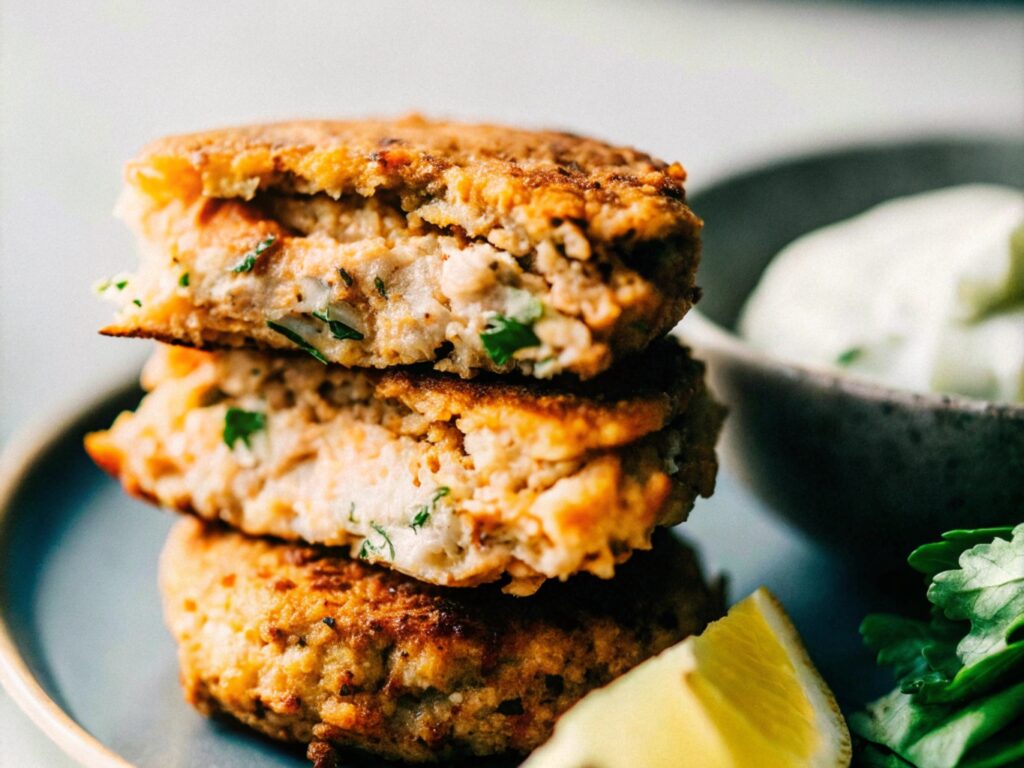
[523,587,851,768]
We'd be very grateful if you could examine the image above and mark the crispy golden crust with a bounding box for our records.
[129,115,699,247]
[106,116,702,380]
[160,519,721,763]
[85,341,724,593]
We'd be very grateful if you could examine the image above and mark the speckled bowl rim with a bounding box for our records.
[678,310,1024,420]
[0,380,136,768]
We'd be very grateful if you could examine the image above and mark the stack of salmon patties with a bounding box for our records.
[87,116,725,764]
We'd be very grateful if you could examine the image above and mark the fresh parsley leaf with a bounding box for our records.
[374,276,388,298]
[338,268,354,287]
[909,528,1016,579]
[179,272,190,287]
[232,235,276,273]
[836,346,864,366]
[929,525,1024,666]
[480,315,541,365]
[222,407,266,449]
[851,681,1024,768]
[115,280,128,290]
[311,310,364,341]
[132,298,142,307]
[854,524,1024,766]
[266,320,328,364]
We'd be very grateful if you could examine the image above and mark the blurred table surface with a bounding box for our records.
[1,1,1022,765]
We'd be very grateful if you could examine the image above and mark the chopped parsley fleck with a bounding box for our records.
[179,272,190,287]
[266,320,328,364]
[222,407,266,449]
[836,346,864,366]
[480,316,540,365]
[358,522,395,560]
[231,235,276,273]
[132,298,142,307]
[311,310,364,341]
[410,507,431,531]
[94,277,129,295]
[480,295,543,365]
[338,268,354,287]
[410,486,450,532]
[347,502,357,523]
[374,276,388,298]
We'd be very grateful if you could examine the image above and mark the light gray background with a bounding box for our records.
[1,1,1022,764]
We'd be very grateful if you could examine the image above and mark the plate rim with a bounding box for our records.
[0,379,137,768]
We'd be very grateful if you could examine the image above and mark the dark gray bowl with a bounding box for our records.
[680,137,1024,561]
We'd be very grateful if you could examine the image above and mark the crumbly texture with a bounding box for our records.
[86,341,723,594]
[101,116,703,379]
[160,518,721,763]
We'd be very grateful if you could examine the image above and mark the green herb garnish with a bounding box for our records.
[338,268,354,287]
[222,407,266,449]
[266,320,328,364]
[480,294,543,365]
[179,272,190,287]
[311,310,364,341]
[374,276,388,298]
[132,298,142,307]
[358,522,395,560]
[232,235,276,273]
[852,523,1024,768]
[347,502,357,523]
[836,346,864,366]
[410,486,450,532]
[94,277,129,295]
[481,316,540,365]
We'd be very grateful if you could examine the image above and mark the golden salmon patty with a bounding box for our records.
[87,340,723,594]
[100,116,703,380]
[160,518,720,763]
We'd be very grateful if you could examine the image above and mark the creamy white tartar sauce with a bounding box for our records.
[740,184,1024,403]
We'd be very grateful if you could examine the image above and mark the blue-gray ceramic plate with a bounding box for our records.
[0,381,905,767]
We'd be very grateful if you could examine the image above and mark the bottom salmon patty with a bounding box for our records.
[160,519,720,764]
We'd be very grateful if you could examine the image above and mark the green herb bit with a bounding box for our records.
[347,502,357,523]
[232,235,276,273]
[835,346,863,366]
[132,298,142,307]
[311,310,364,341]
[359,522,395,560]
[222,407,266,449]
[410,486,451,532]
[410,506,431,531]
[371,523,395,560]
[178,272,190,287]
[266,320,328,364]
[481,315,540,365]
[374,276,388,298]
[338,268,354,287]
[94,277,129,295]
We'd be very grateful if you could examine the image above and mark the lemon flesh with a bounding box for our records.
[523,587,851,768]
